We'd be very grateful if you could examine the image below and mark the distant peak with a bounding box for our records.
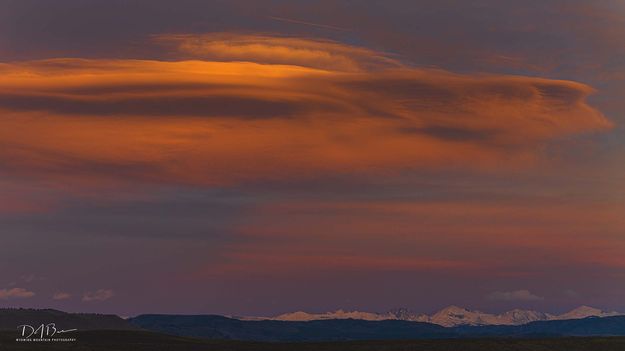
[564,306,604,315]
[440,305,468,312]
[244,305,624,327]
[571,305,601,311]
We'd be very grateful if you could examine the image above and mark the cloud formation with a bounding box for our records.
[82,289,114,302]
[487,290,544,302]
[52,292,72,300]
[0,287,35,299]
[153,33,400,71]
[0,34,612,187]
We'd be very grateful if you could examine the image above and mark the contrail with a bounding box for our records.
[267,16,352,32]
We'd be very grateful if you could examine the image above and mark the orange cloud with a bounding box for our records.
[0,34,612,186]
[0,287,35,299]
[153,33,402,71]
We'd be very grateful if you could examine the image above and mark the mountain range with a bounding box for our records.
[1,308,624,343]
[238,305,623,327]
[129,314,625,341]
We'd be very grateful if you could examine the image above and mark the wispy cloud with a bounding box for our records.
[52,292,72,300]
[82,289,114,302]
[20,274,36,283]
[0,287,35,299]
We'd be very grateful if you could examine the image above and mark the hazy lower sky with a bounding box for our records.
[0,0,623,317]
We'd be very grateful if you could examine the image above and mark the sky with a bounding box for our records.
[0,0,624,317]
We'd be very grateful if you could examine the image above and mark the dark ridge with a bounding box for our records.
[0,308,138,331]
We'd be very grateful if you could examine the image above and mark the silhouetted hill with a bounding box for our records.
[129,314,625,341]
[3,309,625,345]
[129,314,454,341]
[457,315,625,337]
[0,308,138,331]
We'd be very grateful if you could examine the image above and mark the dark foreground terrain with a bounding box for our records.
[129,314,625,341]
[2,330,625,351]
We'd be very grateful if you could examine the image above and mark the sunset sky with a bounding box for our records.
[0,0,624,317]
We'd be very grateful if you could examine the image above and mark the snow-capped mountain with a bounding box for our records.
[383,308,430,322]
[274,310,387,321]
[239,305,623,327]
[269,308,431,323]
[553,305,621,320]
[428,306,555,326]
[499,309,553,325]
[429,305,500,327]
